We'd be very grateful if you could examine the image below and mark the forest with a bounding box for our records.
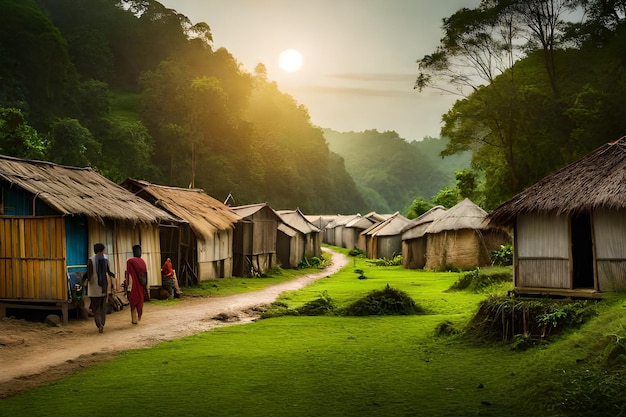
[1,0,626,215]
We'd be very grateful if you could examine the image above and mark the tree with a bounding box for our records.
[405,197,433,219]
[47,118,100,167]
[0,107,47,159]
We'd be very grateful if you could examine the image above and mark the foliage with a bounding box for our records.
[297,256,325,269]
[466,295,599,344]
[324,129,453,212]
[367,255,403,267]
[491,244,513,266]
[430,186,460,208]
[342,284,424,316]
[0,108,46,159]
[347,248,365,257]
[404,196,433,219]
[297,291,337,316]
[447,267,512,293]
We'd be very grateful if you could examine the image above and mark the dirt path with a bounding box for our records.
[0,249,349,399]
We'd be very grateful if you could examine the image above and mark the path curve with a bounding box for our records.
[0,249,349,397]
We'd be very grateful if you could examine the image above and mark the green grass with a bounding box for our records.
[2,249,625,417]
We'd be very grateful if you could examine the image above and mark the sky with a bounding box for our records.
[158,0,480,142]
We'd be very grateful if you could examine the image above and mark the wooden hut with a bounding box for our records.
[0,155,172,323]
[121,179,241,283]
[230,203,280,277]
[342,215,377,250]
[359,212,411,259]
[401,206,447,269]
[424,198,510,271]
[276,209,321,268]
[487,137,626,297]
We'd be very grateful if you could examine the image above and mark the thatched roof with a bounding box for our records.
[401,206,447,240]
[425,199,487,234]
[488,137,626,226]
[0,155,173,224]
[121,178,241,238]
[362,212,411,237]
[276,209,321,234]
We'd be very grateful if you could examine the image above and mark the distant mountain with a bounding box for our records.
[323,129,471,213]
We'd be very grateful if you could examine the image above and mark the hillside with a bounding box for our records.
[324,129,471,213]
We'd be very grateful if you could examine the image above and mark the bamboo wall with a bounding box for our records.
[0,216,66,301]
[516,214,570,288]
[594,210,626,291]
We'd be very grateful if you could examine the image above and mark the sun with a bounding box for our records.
[279,49,303,73]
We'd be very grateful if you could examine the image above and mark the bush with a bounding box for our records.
[342,284,424,316]
[297,291,337,316]
[448,267,512,293]
[348,248,365,257]
[367,255,403,266]
[465,295,599,344]
[491,244,513,266]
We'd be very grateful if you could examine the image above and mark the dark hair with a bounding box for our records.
[94,243,105,254]
[132,244,142,257]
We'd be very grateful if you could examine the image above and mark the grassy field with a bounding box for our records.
[2,248,625,417]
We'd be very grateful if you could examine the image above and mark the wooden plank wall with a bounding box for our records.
[0,216,66,300]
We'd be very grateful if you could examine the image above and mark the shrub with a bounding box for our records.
[434,320,459,336]
[491,244,513,266]
[296,291,337,316]
[348,248,365,257]
[367,255,403,266]
[448,267,512,293]
[342,284,424,316]
[465,295,599,344]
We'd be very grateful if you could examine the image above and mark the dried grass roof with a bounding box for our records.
[121,178,241,238]
[425,199,487,234]
[488,137,626,226]
[0,155,172,224]
[362,212,411,237]
[401,206,447,239]
[276,209,321,234]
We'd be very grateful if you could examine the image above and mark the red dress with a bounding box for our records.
[126,257,147,320]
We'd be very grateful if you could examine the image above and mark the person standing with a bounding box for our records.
[125,244,148,325]
[84,243,114,333]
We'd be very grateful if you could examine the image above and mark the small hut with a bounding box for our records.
[424,199,510,271]
[230,203,280,277]
[359,212,411,259]
[276,209,321,268]
[401,206,447,269]
[0,155,172,323]
[121,179,241,283]
[487,137,626,297]
[342,215,378,250]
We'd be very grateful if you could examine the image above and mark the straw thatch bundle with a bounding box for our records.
[0,155,171,224]
[122,178,240,237]
[488,137,626,226]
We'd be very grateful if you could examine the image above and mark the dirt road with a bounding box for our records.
[0,249,349,398]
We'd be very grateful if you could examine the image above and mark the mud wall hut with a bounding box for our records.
[121,179,241,283]
[487,137,626,297]
[0,155,172,323]
[230,203,280,277]
[401,206,447,269]
[424,199,510,271]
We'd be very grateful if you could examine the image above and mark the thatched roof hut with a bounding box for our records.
[276,209,321,268]
[121,179,241,282]
[0,155,173,323]
[401,206,446,269]
[488,137,626,297]
[359,212,411,259]
[230,203,280,277]
[423,199,510,271]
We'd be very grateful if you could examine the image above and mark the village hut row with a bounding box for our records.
[0,155,322,323]
[314,199,510,271]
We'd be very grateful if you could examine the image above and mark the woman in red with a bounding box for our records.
[125,244,147,324]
